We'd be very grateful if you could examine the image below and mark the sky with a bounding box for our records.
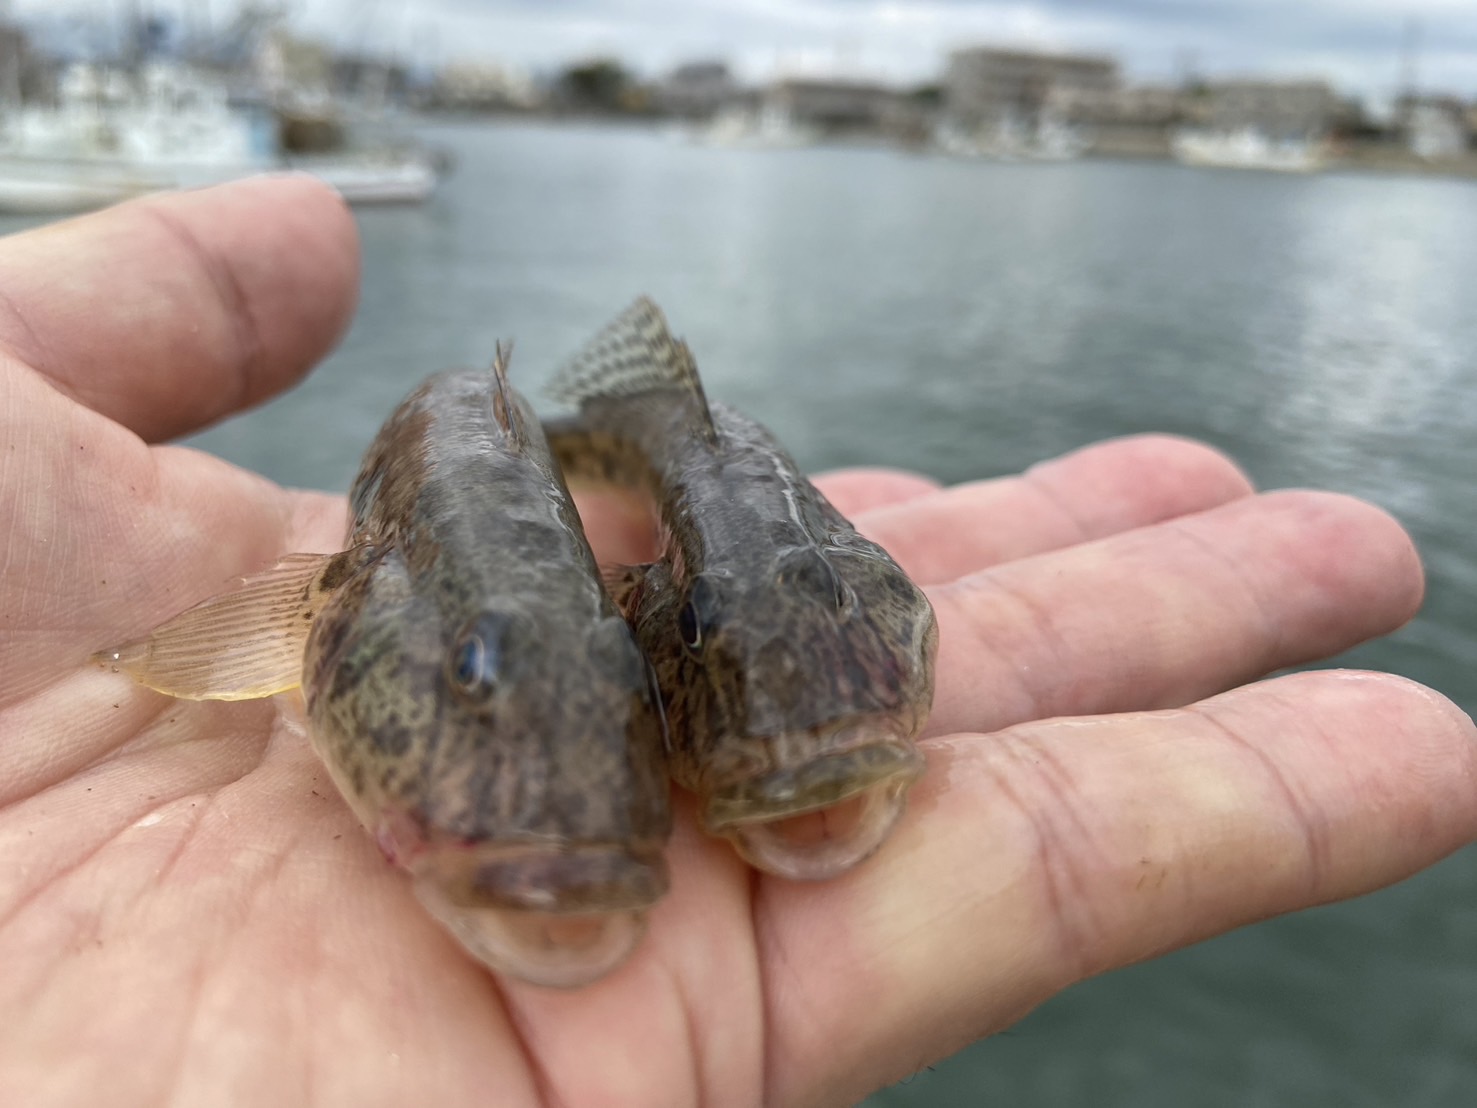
[12,0,1477,104]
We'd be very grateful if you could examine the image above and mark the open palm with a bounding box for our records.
[3,178,1474,1108]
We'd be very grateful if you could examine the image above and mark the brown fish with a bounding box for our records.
[95,351,672,988]
[546,299,938,880]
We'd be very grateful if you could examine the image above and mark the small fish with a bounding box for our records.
[95,350,672,988]
[546,299,938,880]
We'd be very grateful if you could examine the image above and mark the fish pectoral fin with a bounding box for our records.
[600,563,654,614]
[92,550,356,701]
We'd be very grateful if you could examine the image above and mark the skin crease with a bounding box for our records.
[1,178,1475,1108]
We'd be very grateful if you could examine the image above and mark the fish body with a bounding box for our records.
[548,299,938,880]
[98,355,672,988]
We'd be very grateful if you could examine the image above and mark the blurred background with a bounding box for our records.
[3,2,1474,1104]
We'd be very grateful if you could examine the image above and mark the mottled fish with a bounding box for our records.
[95,351,672,988]
[546,299,938,880]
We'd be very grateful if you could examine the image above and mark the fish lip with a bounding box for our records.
[700,726,924,834]
[410,840,670,915]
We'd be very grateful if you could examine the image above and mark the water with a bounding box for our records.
[186,123,1476,1104]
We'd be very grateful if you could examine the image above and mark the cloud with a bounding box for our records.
[348,0,1477,96]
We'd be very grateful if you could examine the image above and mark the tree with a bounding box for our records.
[557,57,631,112]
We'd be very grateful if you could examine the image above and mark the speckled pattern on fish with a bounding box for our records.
[98,354,673,987]
[547,298,938,880]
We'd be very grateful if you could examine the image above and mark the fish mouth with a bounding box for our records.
[701,724,925,881]
[409,842,668,988]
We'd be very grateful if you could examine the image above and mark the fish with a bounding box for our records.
[94,350,673,988]
[545,299,938,880]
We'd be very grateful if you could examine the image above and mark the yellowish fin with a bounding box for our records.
[93,551,356,701]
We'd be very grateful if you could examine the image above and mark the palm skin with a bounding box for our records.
[2,178,1474,1108]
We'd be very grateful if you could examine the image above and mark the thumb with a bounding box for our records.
[0,174,360,443]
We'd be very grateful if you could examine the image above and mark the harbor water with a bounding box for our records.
[56,121,1477,1104]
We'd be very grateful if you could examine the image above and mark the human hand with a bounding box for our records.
[3,179,1474,1108]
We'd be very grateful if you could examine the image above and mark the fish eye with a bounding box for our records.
[679,574,722,657]
[451,637,486,689]
[678,600,703,653]
[448,614,508,702]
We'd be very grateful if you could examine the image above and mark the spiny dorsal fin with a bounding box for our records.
[489,341,530,450]
[549,297,718,446]
[92,550,360,701]
[599,562,653,615]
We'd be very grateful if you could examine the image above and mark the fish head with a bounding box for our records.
[307,560,671,987]
[409,607,672,987]
[638,537,938,879]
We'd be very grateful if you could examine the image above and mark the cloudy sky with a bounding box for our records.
[16,1,1477,103]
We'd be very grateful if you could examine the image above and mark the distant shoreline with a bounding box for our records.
[411,111,1477,182]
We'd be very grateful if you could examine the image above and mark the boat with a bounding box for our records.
[935,111,1089,162]
[1170,127,1324,173]
[0,62,440,214]
[697,102,819,149]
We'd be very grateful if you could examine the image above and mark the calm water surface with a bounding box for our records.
[181,123,1477,1105]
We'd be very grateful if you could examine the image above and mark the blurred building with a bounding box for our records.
[0,19,52,103]
[431,60,537,111]
[332,56,410,105]
[765,76,901,134]
[1202,79,1339,138]
[655,60,736,119]
[1042,82,1186,157]
[945,47,1119,128]
[255,28,333,103]
[1046,83,1179,125]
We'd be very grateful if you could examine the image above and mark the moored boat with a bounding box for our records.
[0,61,441,214]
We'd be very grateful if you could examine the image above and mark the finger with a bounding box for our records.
[0,175,360,442]
[0,413,329,699]
[813,467,942,517]
[571,436,1245,578]
[570,486,658,568]
[855,435,1254,584]
[761,671,1477,1104]
[928,490,1423,737]
[0,324,345,686]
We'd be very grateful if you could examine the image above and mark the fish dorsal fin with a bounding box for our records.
[92,550,361,701]
[549,297,718,446]
[489,341,529,449]
[599,562,654,614]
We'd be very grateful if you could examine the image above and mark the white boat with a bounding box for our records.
[935,113,1089,162]
[298,155,438,204]
[1171,127,1324,173]
[1030,116,1090,161]
[0,62,440,214]
[697,103,819,149]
